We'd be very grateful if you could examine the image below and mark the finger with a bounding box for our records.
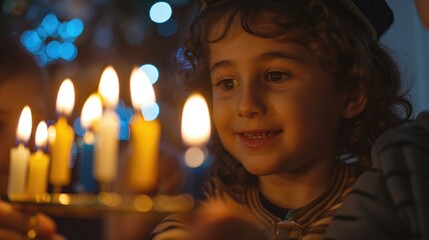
[0,200,30,234]
[36,213,57,239]
[0,201,57,239]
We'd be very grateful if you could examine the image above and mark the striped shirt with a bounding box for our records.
[151,162,356,240]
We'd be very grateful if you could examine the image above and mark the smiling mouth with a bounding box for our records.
[238,130,282,148]
[241,131,281,139]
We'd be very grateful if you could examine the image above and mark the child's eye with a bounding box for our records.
[265,71,291,82]
[215,78,239,91]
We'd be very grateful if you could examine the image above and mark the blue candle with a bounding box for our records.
[78,136,97,192]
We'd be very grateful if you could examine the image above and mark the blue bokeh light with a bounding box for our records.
[35,27,48,40]
[149,2,172,24]
[41,14,59,36]
[59,42,78,61]
[142,102,160,121]
[73,117,86,137]
[66,19,84,38]
[117,100,133,141]
[58,22,70,38]
[21,30,42,52]
[46,40,61,58]
[20,13,83,65]
[139,64,159,84]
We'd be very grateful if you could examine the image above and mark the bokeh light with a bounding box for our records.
[41,14,59,36]
[139,64,159,84]
[20,13,84,65]
[59,42,78,61]
[184,147,206,168]
[20,30,42,52]
[149,2,172,24]
[46,40,61,58]
[66,19,84,38]
[73,117,86,137]
[141,102,160,121]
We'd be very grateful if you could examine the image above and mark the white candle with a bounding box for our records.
[27,121,50,195]
[94,66,120,185]
[8,106,32,195]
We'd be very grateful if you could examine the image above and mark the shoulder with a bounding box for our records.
[324,111,429,239]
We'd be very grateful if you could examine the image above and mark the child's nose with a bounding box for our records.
[236,84,267,118]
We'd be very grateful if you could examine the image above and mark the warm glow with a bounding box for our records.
[58,194,71,205]
[130,67,156,110]
[16,106,32,143]
[98,66,119,109]
[35,121,48,148]
[81,94,102,128]
[56,79,75,116]
[48,125,56,145]
[181,93,211,146]
[184,146,205,168]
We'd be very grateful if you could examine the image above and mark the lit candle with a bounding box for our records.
[181,93,211,197]
[78,94,102,192]
[94,66,119,188]
[128,67,161,192]
[8,106,32,195]
[27,121,50,195]
[49,79,75,191]
[181,93,211,147]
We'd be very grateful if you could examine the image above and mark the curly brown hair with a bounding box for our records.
[177,0,412,201]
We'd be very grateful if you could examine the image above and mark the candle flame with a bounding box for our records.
[81,94,102,128]
[48,125,56,145]
[130,67,156,110]
[98,66,119,109]
[17,106,32,143]
[181,93,211,146]
[56,79,75,116]
[35,121,48,148]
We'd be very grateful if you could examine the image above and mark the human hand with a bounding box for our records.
[0,200,64,240]
[187,200,268,240]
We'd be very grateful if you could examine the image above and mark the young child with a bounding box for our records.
[151,0,412,239]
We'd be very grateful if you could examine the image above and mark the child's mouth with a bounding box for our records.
[241,131,279,139]
[238,130,282,148]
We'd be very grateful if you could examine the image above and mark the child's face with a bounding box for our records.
[208,26,347,176]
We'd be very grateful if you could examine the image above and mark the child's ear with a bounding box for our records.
[341,90,367,119]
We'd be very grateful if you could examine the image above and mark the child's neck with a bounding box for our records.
[258,158,335,210]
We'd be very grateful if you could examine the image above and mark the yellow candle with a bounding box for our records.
[94,66,119,185]
[49,79,75,188]
[128,67,161,191]
[129,113,161,191]
[8,106,32,195]
[27,121,50,195]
